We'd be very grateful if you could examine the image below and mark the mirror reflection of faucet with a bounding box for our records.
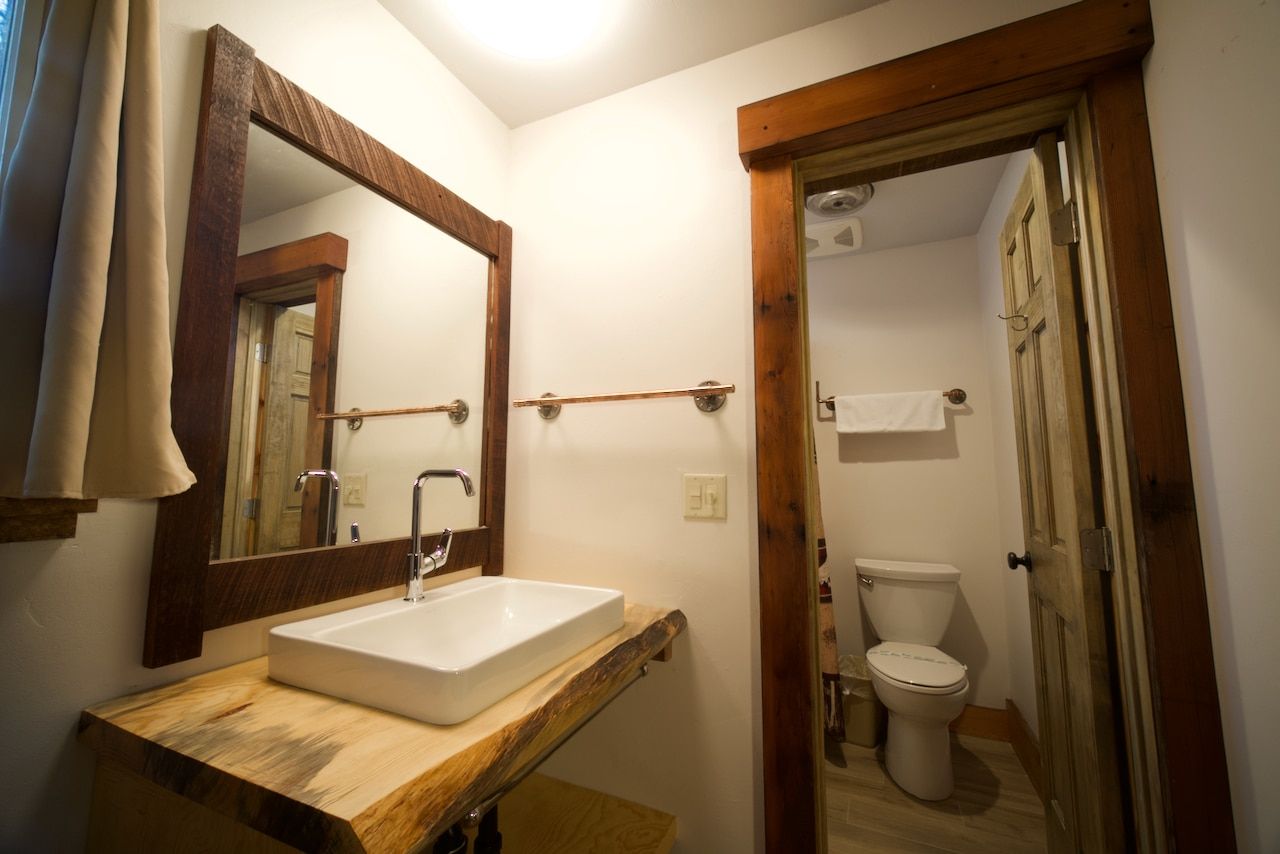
[406,469,475,602]
[294,470,340,546]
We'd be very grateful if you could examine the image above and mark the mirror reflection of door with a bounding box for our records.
[252,303,314,554]
[217,235,346,559]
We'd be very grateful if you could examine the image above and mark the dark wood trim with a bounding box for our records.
[750,156,822,854]
[234,232,348,293]
[1008,698,1044,800]
[736,0,1152,168]
[249,62,500,257]
[742,4,1234,852]
[949,704,1011,742]
[1086,64,1236,852]
[146,25,256,666]
[803,135,1037,197]
[480,223,512,577]
[0,498,98,543]
[202,528,488,629]
[302,267,341,548]
[145,26,512,667]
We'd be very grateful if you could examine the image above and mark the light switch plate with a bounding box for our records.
[343,473,367,507]
[683,474,727,520]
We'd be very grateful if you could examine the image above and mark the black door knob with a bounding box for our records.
[1007,551,1033,571]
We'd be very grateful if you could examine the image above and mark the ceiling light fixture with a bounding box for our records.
[805,184,875,217]
[445,0,620,61]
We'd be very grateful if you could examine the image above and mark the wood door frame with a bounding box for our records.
[740,2,1235,851]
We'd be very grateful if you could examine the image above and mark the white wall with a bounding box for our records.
[975,150,1039,734]
[0,1,507,849]
[502,2,1069,851]
[239,186,490,541]
[806,237,1011,710]
[1144,1,1280,850]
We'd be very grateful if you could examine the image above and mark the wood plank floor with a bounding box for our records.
[826,735,1047,853]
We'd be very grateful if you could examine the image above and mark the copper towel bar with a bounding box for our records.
[514,381,734,420]
[316,400,469,430]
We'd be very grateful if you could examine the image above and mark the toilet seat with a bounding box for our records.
[867,642,967,694]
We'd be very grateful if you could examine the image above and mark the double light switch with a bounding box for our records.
[683,474,727,520]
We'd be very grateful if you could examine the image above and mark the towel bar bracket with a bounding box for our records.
[692,380,728,413]
[535,393,561,421]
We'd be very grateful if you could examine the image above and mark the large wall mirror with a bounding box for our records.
[144,26,511,667]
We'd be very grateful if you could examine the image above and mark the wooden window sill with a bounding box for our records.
[0,498,98,543]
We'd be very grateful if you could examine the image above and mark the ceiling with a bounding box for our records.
[376,0,886,127]
[806,154,1014,260]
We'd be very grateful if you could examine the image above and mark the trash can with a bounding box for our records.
[839,654,886,748]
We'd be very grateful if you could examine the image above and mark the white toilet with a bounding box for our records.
[856,558,968,801]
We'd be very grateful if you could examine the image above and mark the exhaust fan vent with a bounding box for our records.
[805,217,863,259]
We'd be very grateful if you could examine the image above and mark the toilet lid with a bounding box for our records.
[866,642,967,689]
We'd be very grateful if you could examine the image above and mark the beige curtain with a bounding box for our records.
[0,0,193,499]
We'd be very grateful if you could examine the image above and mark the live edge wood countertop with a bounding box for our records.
[79,603,687,853]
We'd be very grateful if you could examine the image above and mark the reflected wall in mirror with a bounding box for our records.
[217,124,489,558]
[144,25,512,667]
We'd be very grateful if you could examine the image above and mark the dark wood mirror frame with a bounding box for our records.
[144,25,512,668]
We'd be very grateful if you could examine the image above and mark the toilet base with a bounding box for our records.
[884,712,955,800]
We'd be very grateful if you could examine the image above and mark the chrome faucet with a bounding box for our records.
[406,468,475,602]
[294,469,340,546]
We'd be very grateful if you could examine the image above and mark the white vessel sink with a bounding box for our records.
[268,576,625,725]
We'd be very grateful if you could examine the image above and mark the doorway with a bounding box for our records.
[807,149,1050,852]
[739,3,1234,852]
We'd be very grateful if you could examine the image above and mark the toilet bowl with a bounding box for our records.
[855,558,968,800]
[866,641,968,800]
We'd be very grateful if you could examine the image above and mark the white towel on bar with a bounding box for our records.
[834,391,945,434]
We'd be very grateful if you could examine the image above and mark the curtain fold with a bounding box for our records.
[813,439,845,741]
[0,0,193,499]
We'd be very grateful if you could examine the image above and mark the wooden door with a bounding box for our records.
[253,307,315,553]
[999,135,1125,852]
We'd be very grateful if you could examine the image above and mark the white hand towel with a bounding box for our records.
[834,391,945,434]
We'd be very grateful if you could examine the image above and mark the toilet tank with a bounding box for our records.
[854,558,961,645]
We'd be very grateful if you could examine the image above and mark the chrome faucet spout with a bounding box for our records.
[294,469,340,546]
[406,468,475,601]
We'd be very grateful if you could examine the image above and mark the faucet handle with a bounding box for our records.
[432,528,454,559]
[426,528,455,574]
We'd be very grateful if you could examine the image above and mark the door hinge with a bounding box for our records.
[1081,526,1115,574]
[254,342,269,363]
[1049,199,1080,246]
[242,497,259,519]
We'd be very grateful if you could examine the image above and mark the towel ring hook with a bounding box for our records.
[997,312,1029,332]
